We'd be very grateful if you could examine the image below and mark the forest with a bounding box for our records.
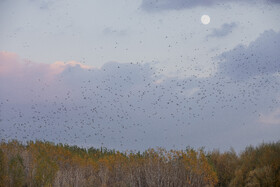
[0,140,279,187]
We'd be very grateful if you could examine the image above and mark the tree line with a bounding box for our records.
[0,140,279,187]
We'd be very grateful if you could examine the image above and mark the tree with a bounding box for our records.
[8,154,25,187]
[208,148,238,186]
[0,149,6,187]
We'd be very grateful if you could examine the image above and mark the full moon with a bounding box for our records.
[201,15,210,25]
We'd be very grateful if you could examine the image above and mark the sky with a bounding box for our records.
[0,0,280,152]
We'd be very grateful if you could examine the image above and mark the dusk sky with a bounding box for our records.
[1,0,280,152]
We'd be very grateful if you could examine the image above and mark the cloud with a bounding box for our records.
[1,51,280,151]
[0,51,93,105]
[0,51,91,79]
[260,108,280,125]
[141,0,220,12]
[50,61,91,75]
[141,0,280,12]
[218,30,280,80]
[0,51,19,75]
[207,22,237,38]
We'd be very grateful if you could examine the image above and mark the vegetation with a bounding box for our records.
[0,140,279,187]
[207,142,280,187]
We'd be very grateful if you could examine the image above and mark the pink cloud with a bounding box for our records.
[0,51,93,103]
[0,51,92,80]
[0,51,20,75]
[50,61,91,75]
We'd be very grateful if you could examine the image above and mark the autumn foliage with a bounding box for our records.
[0,140,279,187]
[207,142,280,187]
[0,140,217,187]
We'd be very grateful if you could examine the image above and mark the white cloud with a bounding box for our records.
[260,109,280,125]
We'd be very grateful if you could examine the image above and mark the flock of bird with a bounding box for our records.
[1,47,279,151]
[0,26,280,151]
